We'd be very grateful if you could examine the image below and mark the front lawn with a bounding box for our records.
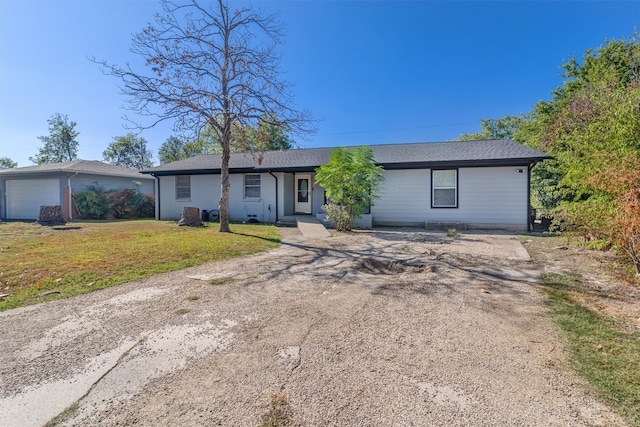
[0,220,280,311]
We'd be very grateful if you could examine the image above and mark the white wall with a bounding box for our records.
[280,172,294,217]
[372,166,529,228]
[228,173,277,223]
[159,173,277,223]
[158,166,530,229]
[373,169,431,223]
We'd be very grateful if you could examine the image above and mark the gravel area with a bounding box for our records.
[0,228,627,426]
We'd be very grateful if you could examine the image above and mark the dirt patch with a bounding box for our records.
[352,257,426,274]
[0,228,628,426]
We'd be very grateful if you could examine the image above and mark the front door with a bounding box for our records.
[295,174,312,214]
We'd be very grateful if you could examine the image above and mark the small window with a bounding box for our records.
[176,175,191,200]
[244,174,261,198]
[432,169,457,208]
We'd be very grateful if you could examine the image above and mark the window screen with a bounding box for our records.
[176,175,191,200]
[432,169,457,208]
[244,174,261,198]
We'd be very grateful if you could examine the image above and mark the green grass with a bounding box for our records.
[0,220,280,311]
[540,272,640,425]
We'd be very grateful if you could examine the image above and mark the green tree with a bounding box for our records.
[457,114,531,141]
[103,133,154,170]
[158,135,209,164]
[245,113,294,151]
[30,113,79,164]
[95,0,314,232]
[518,32,640,271]
[0,157,17,169]
[515,32,640,213]
[194,114,295,154]
[315,146,384,231]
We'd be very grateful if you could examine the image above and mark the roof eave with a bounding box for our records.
[380,156,551,170]
[143,156,551,176]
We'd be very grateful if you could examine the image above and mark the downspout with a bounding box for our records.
[153,174,161,220]
[268,171,278,223]
[527,163,533,232]
[67,172,78,220]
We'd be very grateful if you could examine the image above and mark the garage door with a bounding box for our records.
[6,179,60,220]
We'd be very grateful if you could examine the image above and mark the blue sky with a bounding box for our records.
[1,0,638,167]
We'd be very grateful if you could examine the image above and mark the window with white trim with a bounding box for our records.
[244,174,261,198]
[176,175,191,200]
[431,169,457,208]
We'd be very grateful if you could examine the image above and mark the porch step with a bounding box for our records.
[276,216,298,227]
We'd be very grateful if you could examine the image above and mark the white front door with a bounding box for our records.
[295,174,312,214]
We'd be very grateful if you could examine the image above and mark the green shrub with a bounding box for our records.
[108,188,155,218]
[74,185,155,219]
[322,202,353,232]
[133,194,155,218]
[74,184,110,219]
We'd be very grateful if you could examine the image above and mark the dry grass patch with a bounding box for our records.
[208,277,238,286]
[0,220,279,311]
[260,391,292,427]
[522,234,640,425]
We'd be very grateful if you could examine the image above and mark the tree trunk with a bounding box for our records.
[218,122,232,233]
[177,206,203,227]
[37,205,67,226]
[219,166,231,232]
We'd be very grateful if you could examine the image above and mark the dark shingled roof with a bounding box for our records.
[0,160,153,180]
[142,139,551,175]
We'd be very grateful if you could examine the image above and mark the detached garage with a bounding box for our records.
[0,160,155,221]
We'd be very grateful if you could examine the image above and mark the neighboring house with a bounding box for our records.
[142,139,550,231]
[0,160,155,220]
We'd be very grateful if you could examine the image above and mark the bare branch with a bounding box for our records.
[90,0,315,231]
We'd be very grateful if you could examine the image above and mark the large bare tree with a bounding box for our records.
[95,0,313,232]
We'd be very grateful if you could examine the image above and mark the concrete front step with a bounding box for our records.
[295,216,331,238]
[276,215,331,238]
[276,216,298,227]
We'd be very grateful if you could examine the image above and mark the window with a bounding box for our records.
[176,175,191,200]
[244,174,261,198]
[432,169,457,208]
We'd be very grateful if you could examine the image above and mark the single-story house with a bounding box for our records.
[0,160,155,220]
[141,139,550,231]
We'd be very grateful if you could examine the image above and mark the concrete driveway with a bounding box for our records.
[0,228,626,426]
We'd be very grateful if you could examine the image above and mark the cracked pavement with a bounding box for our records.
[0,228,627,426]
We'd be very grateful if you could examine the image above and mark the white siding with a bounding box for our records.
[280,172,294,217]
[228,173,277,223]
[159,173,277,223]
[158,175,220,220]
[157,166,529,228]
[372,166,529,228]
[372,169,431,223]
[430,167,528,226]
